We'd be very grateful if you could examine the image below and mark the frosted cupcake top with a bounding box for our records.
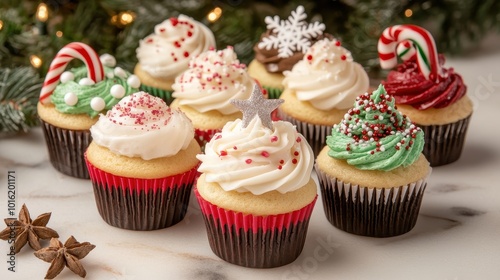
[39,42,140,118]
[197,86,314,195]
[326,85,424,171]
[283,38,369,110]
[90,92,194,160]
[378,24,466,110]
[171,46,254,114]
[136,15,216,80]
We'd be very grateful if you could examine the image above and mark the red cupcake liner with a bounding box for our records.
[420,115,471,166]
[39,118,91,179]
[194,128,220,149]
[195,188,317,268]
[316,164,429,237]
[85,156,199,230]
[277,108,332,157]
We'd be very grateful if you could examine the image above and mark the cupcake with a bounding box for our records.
[277,38,370,156]
[378,24,472,166]
[134,15,216,104]
[316,85,431,237]
[85,92,200,230]
[248,5,328,99]
[195,86,317,268]
[37,42,140,179]
[170,46,255,147]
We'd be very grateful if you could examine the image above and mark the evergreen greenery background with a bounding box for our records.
[0,0,499,133]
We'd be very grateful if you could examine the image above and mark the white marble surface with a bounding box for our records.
[1,36,500,280]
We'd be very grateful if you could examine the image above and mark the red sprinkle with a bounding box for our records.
[294,151,299,156]
[335,41,341,46]
[233,146,238,150]
[220,150,227,156]
[292,159,298,164]
[296,137,301,143]
[170,17,179,26]
[261,151,269,157]
[187,31,193,37]
[271,136,278,142]
[341,55,346,61]
[279,160,284,164]
[306,55,313,61]
[278,165,282,170]
[183,51,189,57]
[245,159,252,164]
[159,28,165,32]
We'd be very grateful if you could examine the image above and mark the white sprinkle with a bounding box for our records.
[100,54,116,67]
[370,137,374,142]
[397,143,402,147]
[79,78,95,86]
[60,71,75,83]
[391,131,396,135]
[110,84,126,99]
[366,108,371,112]
[347,133,352,137]
[374,127,379,131]
[380,146,385,152]
[114,67,127,78]
[379,115,384,120]
[64,92,78,106]
[127,75,141,88]
[106,71,115,79]
[368,131,373,136]
[90,97,105,111]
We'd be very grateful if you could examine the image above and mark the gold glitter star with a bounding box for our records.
[230,84,283,130]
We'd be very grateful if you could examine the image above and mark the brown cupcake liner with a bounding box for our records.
[39,118,91,179]
[316,165,429,237]
[195,188,317,268]
[86,157,199,230]
[419,115,471,167]
[277,108,332,156]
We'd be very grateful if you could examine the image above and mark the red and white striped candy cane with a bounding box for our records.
[397,40,416,62]
[39,42,104,104]
[378,25,442,81]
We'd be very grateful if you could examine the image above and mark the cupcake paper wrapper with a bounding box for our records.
[39,118,91,179]
[195,188,317,268]
[262,85,283,99]
[139,84,174,105]
[419,115,471,167]
[316,164,429,237]
[277,109,332,156]
[195,128,220,150]
[86,156,199,230]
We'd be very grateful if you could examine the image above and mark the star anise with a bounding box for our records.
[34,236,96,279]
[0,204,59,253]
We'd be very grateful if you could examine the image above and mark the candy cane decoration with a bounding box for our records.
[397,40,416,62]
[39,42,104,104]
[378,25,442,81]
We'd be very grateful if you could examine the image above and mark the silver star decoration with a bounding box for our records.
[230,84,283,130]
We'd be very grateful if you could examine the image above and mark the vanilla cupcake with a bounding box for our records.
[135,15,216,104]
[278,38,370,155]
[195,86,317,267]
[171,46,255,147]
[316,85,431,237]
[37,42,140,179]
[248,5,328,99]
[378,24,472,166]
[85,92,200,230]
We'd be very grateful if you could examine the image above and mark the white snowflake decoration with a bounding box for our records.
[258,5,325,58]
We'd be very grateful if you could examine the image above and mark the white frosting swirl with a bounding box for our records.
[136,15,216,80]
[172,47,254,114]
[283,38,369,110]
[90,92,194,160]
[197,117,314,195]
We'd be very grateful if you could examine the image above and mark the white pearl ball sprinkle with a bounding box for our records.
[90,97,105,112]
[110,84,125,99]
[106,71,115,79]
[114,67,126,78]
[127,75,141,88]
[100,54,116,67]
[79,78,95,86]
[60,71,75,83]
[64,92,78,106]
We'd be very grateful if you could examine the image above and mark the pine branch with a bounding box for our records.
[0,67,42,134]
